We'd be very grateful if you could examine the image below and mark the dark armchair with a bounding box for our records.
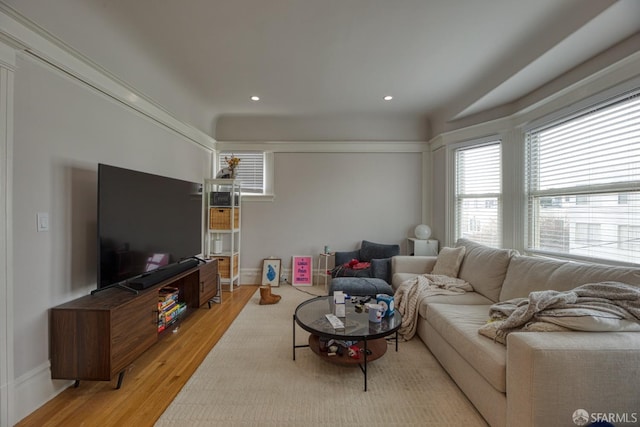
[331,240,400,284]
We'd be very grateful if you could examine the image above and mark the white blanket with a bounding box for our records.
[394,274,473,340]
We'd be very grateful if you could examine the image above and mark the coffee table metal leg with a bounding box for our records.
[292,315,310,361]
[363,339,368,391]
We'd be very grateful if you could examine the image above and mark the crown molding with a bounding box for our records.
[215,140,428,153]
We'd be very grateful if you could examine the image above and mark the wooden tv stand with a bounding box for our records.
[49,259,219,389]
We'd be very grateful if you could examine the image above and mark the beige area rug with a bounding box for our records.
[156,284,488,426]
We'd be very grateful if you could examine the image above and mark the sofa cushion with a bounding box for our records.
[478,319,570,344]
[432,246,466,277]
[456,238,518,302]
[500,255,640,301]
[392,272,419,291]
[425,303,507,392]
[418,292,494,318]
[360,240,400,262]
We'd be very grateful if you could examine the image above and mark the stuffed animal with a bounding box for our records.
[348,345,360,359]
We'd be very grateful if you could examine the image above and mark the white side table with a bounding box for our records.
[407,238,438,256]
[316,252,335,292]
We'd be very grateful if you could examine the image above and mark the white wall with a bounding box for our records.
[9,53,212,423]
[241,151,423,281]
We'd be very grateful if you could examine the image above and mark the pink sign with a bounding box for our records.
[292,256,313,286]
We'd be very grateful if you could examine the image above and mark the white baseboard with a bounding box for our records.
[11,361,70,424]
[240,267,330,288]
[239,268,260,285]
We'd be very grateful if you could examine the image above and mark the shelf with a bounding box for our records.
[209,251,238,257]
[204,180,241,292]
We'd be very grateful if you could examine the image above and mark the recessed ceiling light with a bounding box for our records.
[383,95,393,101]
[250,96,260,101]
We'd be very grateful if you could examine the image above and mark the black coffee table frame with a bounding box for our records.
[292,296,401,391]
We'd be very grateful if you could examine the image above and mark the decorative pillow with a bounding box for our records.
[432,246,466,277]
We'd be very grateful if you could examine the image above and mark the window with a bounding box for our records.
[217,152,265,195]
[454,141,502,247]
[618,224,640,252]
[526,91,640,264]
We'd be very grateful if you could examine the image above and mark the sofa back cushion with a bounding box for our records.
[500,255,640,301]
[360,240,400,262]
[455,238,518,302]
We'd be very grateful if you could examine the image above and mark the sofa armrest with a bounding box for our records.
[334,250,360,266]
[391,255,437,275]
[506,332,640,427]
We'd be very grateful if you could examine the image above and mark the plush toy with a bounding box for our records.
[348,345,360,359]
[348,259,370,270]
[329,259,371,278]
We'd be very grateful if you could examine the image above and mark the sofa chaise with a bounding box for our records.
[391,238,640,427]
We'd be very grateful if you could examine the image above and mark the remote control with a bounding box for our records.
[325,313,344,329]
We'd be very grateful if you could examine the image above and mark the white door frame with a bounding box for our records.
[0,40,15,427]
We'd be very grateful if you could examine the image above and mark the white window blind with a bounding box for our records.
[217,152,264,194]
[455,142,502,247]
[526,91,640,264]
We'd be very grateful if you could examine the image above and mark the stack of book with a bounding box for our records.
[157,286,186,332]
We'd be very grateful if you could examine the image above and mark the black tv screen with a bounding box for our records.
[97,164,202,288]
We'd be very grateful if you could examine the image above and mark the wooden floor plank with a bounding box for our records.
[16,285,258,427]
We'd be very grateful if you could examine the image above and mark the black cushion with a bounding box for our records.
[360,240,400,262]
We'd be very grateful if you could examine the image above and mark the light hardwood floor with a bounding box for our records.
[16,285,258,427]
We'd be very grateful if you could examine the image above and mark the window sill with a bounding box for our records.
[242,194,275,202]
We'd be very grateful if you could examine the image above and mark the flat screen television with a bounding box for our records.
[97,164,202,289]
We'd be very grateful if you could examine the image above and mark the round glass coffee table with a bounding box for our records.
[293,296,401,391]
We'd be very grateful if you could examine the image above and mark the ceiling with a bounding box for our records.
[2,0,640,139]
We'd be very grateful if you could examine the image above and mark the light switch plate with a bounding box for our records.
[37,212,49,232]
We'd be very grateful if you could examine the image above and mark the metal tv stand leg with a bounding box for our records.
[115,371,125,389]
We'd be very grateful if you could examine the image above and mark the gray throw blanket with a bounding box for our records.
[490,281,640,337]
[395,274,473,340]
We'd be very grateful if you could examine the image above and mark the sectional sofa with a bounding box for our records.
[391,238,640,427]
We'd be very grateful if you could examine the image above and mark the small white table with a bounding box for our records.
[407,238,438,256]
[316,252,334,292]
